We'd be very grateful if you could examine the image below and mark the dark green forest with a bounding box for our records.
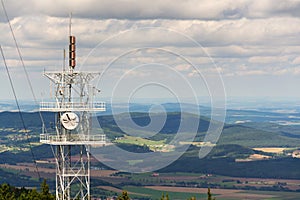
[0,180,54,200]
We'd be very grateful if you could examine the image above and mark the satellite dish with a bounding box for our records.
[61,112,79,130]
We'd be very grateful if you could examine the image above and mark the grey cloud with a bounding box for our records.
[2,16,300,66]
[2,0,300,21]
[1,0,300,100]
[246,0,300,18]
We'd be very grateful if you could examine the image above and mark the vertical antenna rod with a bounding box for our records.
[69,12,72,36]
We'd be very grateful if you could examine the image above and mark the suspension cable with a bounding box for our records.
[1,0,46,129]
[0,46,41,179]
[0,0,46,180]
[1,1,58,179]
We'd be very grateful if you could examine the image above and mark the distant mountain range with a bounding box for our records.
[2,100,300,125]
[1,107,300,179]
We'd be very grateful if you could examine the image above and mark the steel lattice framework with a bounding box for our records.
[40,68,106,200]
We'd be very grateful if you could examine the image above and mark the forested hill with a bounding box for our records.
[1,111,300,179]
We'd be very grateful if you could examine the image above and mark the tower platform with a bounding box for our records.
[40,133,107,146]
[40,102,105,112]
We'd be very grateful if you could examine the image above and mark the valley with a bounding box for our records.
[0,104,300,199]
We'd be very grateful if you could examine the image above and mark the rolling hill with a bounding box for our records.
[1,110,300,179]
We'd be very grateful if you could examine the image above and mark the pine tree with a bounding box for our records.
[0,183,14,200]
[0,180,55,200]
[40,179,55,200]
[161,192,170,200]
[207,188,216,200]
[208,188,212,200]
[117,190,130,200]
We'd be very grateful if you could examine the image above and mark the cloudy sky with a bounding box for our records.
[1,0,300,103]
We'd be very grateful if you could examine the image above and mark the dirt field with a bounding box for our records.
[98,186,149,197]
[145,186,276,199]
[253,147,289,153]
[0,163,55,173]
[2,163,300,198]
[0,163,117,178]
[154,174,300,192]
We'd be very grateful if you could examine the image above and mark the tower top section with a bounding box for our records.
[40,70,105,112]
[40,34,105,113]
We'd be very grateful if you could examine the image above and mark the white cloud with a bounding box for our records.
[2,0,300,21]
[273,68,289,75]
[248,56,290,64]
[292,57,300,65]
[1,1,300,99]
[237,69,267,76]
[175,64,191,71]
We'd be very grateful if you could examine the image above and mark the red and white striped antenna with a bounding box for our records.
[69,13,76,70]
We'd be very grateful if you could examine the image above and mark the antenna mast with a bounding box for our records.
[69,12,72,36]
[40,18,106,200]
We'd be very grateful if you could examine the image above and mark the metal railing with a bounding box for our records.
[40,133,106,145]
[40,102,105,112]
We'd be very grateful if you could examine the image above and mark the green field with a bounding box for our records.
[115,135,171,151]
[123,186,207,199]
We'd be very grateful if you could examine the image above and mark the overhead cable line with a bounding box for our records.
[1,0,47,181]
[0,46,41,179]
[1,0,57,172]
[1,0,46,129]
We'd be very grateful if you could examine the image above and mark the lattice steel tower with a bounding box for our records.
[40,35,106,200]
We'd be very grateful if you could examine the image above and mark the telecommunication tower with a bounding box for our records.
[40,34,106,199]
